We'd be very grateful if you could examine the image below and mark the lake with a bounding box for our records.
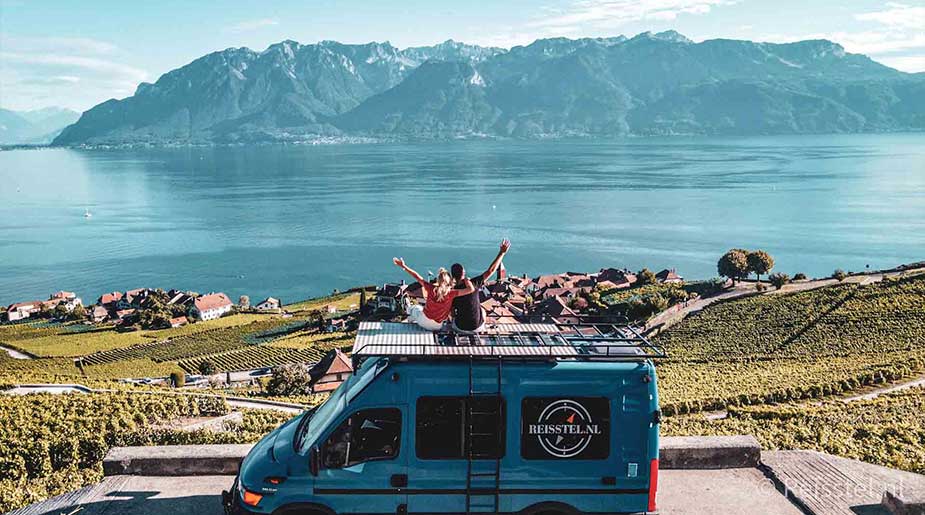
[1,134,923,305]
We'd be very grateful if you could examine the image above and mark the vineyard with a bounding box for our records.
[0,391,300,512]
[663,387,925,475]
[655,274,925,361]
[178,346,329,374]
[2,313,272,357]
[654,273,925,412]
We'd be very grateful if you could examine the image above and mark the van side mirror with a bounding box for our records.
[310,446,320,476]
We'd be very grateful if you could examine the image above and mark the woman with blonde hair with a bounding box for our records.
[393,257,475,331]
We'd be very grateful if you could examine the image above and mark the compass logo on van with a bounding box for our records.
[527,399,602,458]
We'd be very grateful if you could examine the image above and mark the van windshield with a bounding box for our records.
[293,357,386,454]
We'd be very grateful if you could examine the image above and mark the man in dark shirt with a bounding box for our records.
[450,239,511,332]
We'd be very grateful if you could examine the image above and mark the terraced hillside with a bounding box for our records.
[655,273,925,413]
[664,387,925,475]
[0,293,360,383]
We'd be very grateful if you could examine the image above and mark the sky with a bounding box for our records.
[1,0,924,112]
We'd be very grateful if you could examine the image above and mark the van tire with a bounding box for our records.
[522,501,580,515]
[272,504,334,515]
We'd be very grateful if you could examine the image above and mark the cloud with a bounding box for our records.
[2,36,120,55]
[530,0,737,30]
[0,52,148,83]
[754,29,925,73]
[855,2,925,31]
[877,54,925,72]
[0,35,149,111]
[226,18,280,33]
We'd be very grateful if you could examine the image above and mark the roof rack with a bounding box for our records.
[351,318,665,363]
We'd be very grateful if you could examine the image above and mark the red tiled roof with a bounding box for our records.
[326,349,353,375]
[534,274,566,289]
[170,316,188,326]
[194,293,232,312]
[539,287,583,299]
[51,291,76,299]
[533,295,578,318]
[99,292,123,305]
[7,301,42,311]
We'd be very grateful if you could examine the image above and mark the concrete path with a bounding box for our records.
[659,468,804,515]
[5,475,235,515]
[6,470,806,515]
[3,384,93,395]
[0,344,33,360]
[762,450,925,515]
[841,375,925,403]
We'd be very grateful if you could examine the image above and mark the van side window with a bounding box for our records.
[416,396,505,460]
[321,408,401,469]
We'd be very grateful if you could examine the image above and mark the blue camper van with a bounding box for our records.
[225,320,663,515]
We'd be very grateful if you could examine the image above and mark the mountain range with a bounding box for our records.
[53,31,925,145]
[1,107,80,144]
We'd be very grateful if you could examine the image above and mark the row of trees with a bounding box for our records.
[717,248,775,284]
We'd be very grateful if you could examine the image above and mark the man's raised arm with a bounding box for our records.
[480,239,511,281]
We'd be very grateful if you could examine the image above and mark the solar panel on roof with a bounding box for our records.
[351,321,665,361]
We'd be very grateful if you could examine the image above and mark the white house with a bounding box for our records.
[189,292,233,321]
[49,291,83,312]
[255,297,281,311]
[5,301,42,322]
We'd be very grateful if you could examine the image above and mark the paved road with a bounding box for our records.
[0,344,33,360]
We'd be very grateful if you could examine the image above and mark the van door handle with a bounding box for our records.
[391,474,408,488]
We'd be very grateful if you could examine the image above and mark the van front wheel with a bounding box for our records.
[272,505,332,515]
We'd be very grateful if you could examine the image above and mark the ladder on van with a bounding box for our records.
[465,355,502,514]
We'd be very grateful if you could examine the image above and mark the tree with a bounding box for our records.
[636,268,657,287]
[717,249,749,285]
[169,372,185,388]
[266,363,312,396]
[747,250,775,283]
[138,299,171,329]
[198,361,216,376]
[68,304,87,321]
[239,295,250,309]
[769,272,790,289]
[359,289,367,309]
[52,303,69,320]
[793,273,808,281]
[832,269,848,281]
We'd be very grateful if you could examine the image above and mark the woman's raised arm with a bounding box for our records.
[393,257,427,285]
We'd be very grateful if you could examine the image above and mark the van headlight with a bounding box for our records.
[241,488,264,507]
